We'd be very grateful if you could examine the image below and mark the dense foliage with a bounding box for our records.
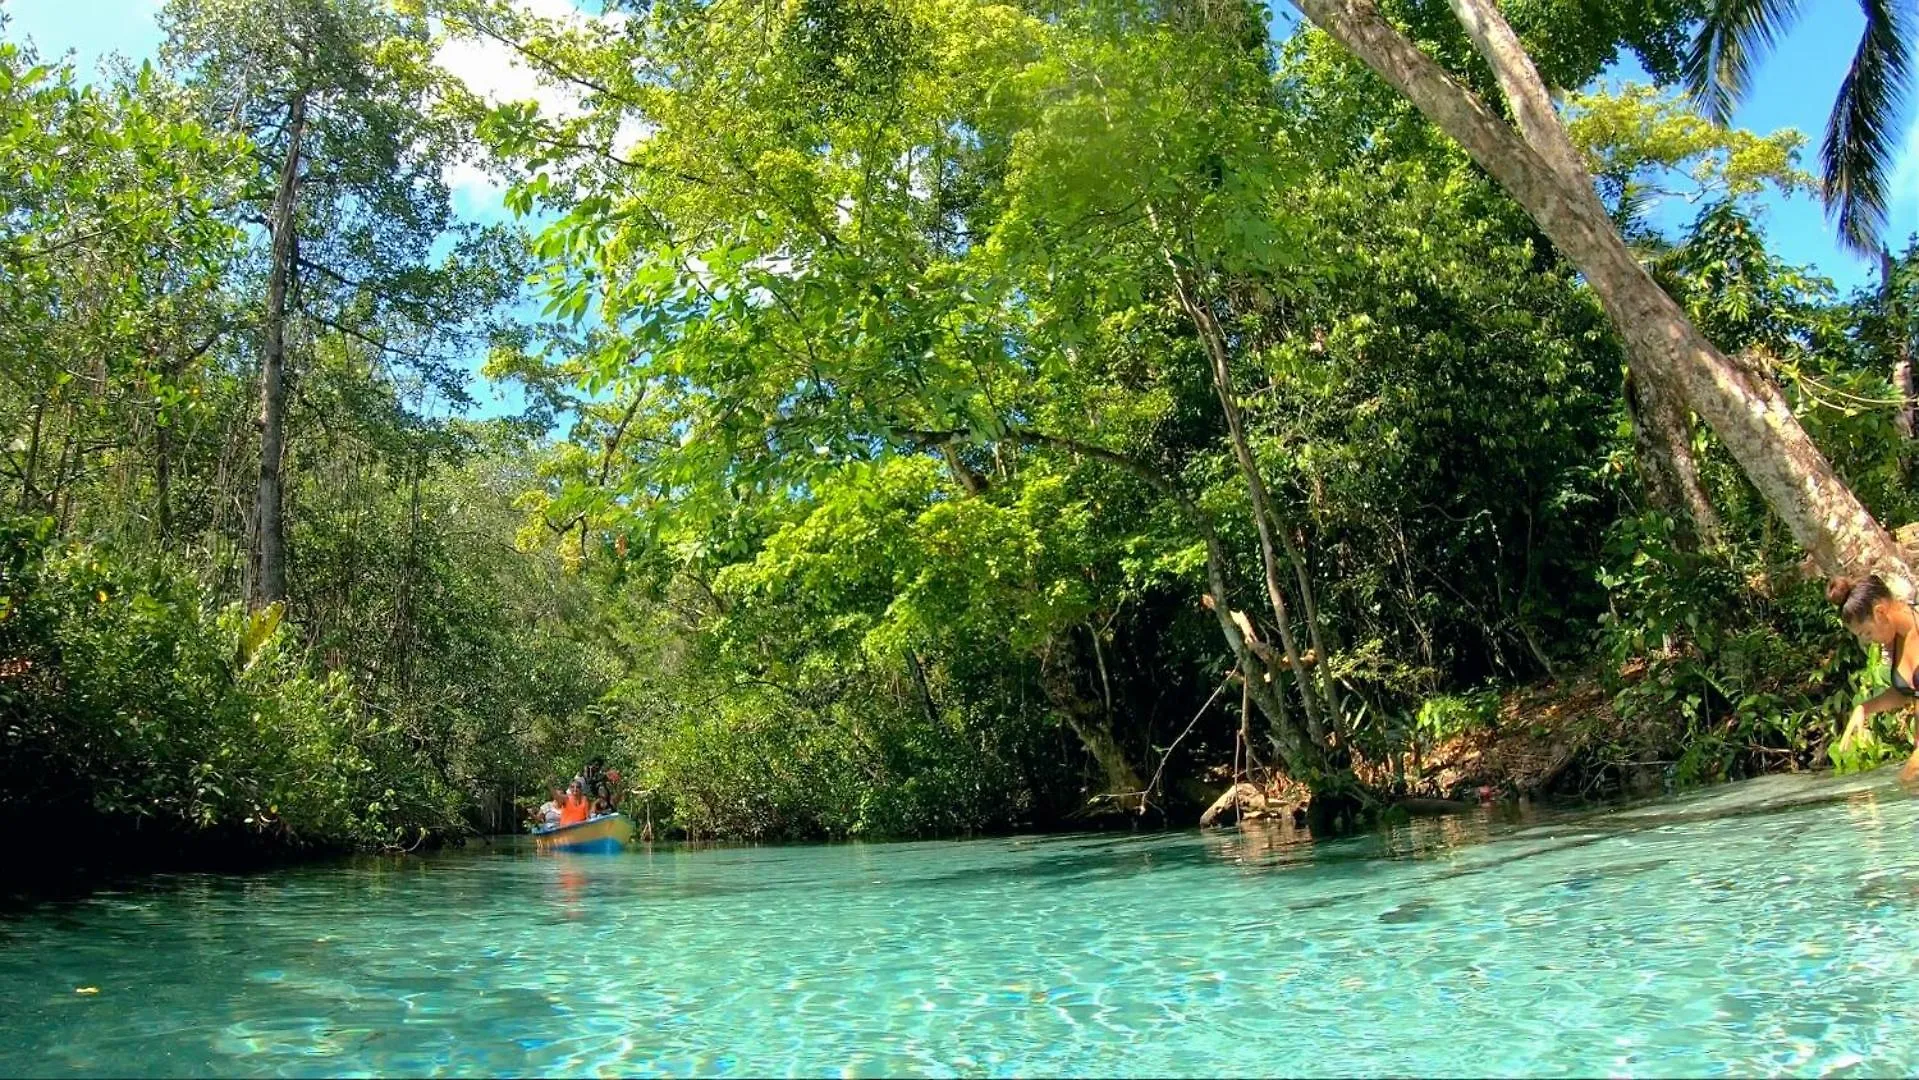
[0,23,608,861]
[5,0,1919,854]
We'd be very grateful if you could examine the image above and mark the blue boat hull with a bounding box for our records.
[554,836,625,854]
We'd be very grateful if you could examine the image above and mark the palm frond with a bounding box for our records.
[1612,177,1658,240]
[1683,0,1807,125]
[1825,0,1915,256]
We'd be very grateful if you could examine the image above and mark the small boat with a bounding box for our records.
[532,812,633,854]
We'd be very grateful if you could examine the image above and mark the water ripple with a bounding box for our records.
[7,770,1919,1076]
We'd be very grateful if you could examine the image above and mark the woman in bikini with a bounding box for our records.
[1832,575,1919,780]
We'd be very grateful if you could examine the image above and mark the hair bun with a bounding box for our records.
[1828,575,1858,605]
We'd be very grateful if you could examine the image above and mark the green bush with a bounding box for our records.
[1594,512,1869,787]
[613,679,1051,842]
[0,516,464,857]
[1413,689,1502,744]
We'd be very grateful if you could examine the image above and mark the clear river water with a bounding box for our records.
[4,769,1919,1077]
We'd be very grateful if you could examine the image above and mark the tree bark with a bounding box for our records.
[1625,368,1722,546]
[1294,0,1914,590]
[940,443,988,495]
[1086,620,1115,714]
[907,651,942,728]
[19,397,44,514]
[253,90,308,609]
[1039,652,1145,798]
[1275,520,1345,732]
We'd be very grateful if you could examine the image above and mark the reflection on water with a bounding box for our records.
[5,768,1919,1076]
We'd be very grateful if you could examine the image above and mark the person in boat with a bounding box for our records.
[534,787,564,831]
[599,768,622,814]
[558,779,593,826]
[581,757,611,809]
[584,767,622,815]
[1832,574,1919,780]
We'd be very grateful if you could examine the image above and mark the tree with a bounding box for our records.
[1565,82,1813,545]
[1292,0,1916,591]
[0,37,246,545]
[0,10,616,859]
[1685,0,1912,256]
[1866,241,1919,458]
[160,0,517,607]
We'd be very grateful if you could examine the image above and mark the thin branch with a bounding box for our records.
[1094,666,1237,818]
[301,309,443,363]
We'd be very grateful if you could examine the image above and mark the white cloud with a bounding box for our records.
[433,0,631,200]
[436,25,589,122]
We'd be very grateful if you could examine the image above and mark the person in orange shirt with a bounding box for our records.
[558,779,592,826]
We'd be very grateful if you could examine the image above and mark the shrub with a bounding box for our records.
[0,516,464,859]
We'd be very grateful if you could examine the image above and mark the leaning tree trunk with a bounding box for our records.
[1037,648,1146,802]
[253,90,308,609]
[1163,255,1336,741]
[1294,0,1914,590]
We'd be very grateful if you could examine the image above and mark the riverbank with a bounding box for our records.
[1203,662,1855,830]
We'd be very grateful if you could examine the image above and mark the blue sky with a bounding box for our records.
[8,0,1914,313]
[1608,4,1918,297]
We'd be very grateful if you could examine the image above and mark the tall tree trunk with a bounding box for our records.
[1625,368,1722,547]
[1275,520,1345,734]
[52,420,76,535]
[154,422,173,538]
[19,396,45,513]
[1883,251,1917,474]
[1085,619,1115,714]
[907,651,942,728]
[1166,260,1334,741]
[1295,0,1913,589]
[1091,64,1347,774]
[394,447,424,695]
[253,91,308,609]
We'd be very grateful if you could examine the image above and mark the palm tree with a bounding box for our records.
[1685,0,1913,256]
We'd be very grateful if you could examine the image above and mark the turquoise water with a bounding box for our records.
[5,771,1919,1077]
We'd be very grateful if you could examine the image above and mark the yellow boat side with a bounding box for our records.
[532,812,633,853]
